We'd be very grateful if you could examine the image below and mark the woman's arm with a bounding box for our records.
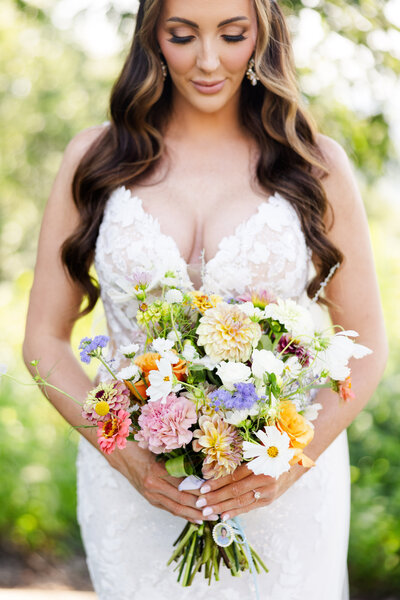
[193,135,389,521]
[22,129,204,524]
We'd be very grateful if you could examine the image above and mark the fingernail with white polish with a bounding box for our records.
[200,484,211,494]
[202,506,213,517]
[222,514,230,522]
[196,497,207,508]
[207,514,219,521]
[195,520,203,525]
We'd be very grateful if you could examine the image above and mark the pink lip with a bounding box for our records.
[191,80,226,94]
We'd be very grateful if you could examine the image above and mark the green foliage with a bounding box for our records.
[1,0,399,596]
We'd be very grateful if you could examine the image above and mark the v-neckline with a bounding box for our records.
[117,185,280,273]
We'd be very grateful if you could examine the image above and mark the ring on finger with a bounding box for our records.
[252,489,261,502]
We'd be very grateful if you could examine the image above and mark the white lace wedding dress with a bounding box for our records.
[76,184,351,600]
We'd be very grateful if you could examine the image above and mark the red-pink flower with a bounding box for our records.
[97,409,132,455]
[135,393,197,454]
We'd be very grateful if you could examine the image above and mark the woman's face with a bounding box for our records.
[156,0,258,114]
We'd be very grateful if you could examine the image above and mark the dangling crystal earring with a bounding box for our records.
[160,57,168,80]
[246,57,259,86]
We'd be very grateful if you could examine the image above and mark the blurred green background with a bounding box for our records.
[0,0,399,597]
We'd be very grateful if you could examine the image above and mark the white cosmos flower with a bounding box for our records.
[243,426,294,479]
[152,338,179,364]
[119,343,140,357]
[147,358,174,403]
[264,299,315,339]
[117,364,140,382]
[216,361,252,391]
[165,289,183,304]
[313,330,372,380]
[251,349,284,380]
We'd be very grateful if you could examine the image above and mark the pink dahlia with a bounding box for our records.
[135,393,197,454]
[82,380,130,423]
[97,409,132,455]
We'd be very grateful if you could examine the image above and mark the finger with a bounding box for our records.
[198,464,252,494]
[203,485,278,520]
[150,492,210,523]
[197,474,268,508]
[145,475,205,513]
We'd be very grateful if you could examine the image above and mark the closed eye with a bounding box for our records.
[168,34,247,44]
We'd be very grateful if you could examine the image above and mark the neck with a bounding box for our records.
[165,88,245,144]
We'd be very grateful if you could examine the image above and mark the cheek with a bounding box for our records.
[221,41,255,74]
[159,41,194,75]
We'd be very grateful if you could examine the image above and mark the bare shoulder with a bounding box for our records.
[315,133,364,224]
[62,124,108,173]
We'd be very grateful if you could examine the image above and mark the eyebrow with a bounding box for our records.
[166,16,249,28]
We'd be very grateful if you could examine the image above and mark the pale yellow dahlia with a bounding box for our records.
[192,413,243,479]
[197,302,261,362]
[190,291,222,314]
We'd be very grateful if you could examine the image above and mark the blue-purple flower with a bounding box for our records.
[79,336,109,364]
[209,383,259,411]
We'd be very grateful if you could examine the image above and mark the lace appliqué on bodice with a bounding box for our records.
[94,185,311,354]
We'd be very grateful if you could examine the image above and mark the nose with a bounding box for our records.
[196,39,220,73]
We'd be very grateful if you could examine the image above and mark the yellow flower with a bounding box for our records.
[190,291,222,314]
[95,401,110,416]
[193,413,242,479]
[197,302,261,362]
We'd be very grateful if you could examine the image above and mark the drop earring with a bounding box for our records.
[246,57,259,86]
[160,57,168,80]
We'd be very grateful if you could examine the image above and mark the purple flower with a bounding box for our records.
[209,383,259,411]
[277,335,310,367]
[79,336,109,364]
[209,388,232,411]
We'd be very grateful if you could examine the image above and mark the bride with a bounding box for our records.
[23,0,387,598]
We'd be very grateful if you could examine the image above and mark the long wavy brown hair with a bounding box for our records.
[62,0,343,317]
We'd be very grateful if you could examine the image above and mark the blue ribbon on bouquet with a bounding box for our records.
[228,516,260,600]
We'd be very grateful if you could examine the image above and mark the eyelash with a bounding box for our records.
[168,34,247,44]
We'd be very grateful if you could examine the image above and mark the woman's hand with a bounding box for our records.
[107,441,205,524]
[195,463,304,521]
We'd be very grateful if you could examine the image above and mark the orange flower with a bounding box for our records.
[338,376,355,402]
[277,400,315,468]
[127,352,187,401]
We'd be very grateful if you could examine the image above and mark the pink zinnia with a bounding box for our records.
[97,409,132,455]
[135,394,197,454]
[82,380,130,423]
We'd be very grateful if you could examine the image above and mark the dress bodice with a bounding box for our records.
[94,185,311,351]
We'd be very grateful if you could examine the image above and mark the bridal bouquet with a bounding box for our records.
[30,271,371,588]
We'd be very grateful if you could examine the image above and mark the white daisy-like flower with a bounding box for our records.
[313,330,372,380]
[243,426,294,479]
[264,299,315,339]
[165,289,184,304]
[147,358,174,403]
[251,349,284,380]
[216,361,252,391]
[117,364,140,382]
[119,343,140,357]
[152,338,179,364]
